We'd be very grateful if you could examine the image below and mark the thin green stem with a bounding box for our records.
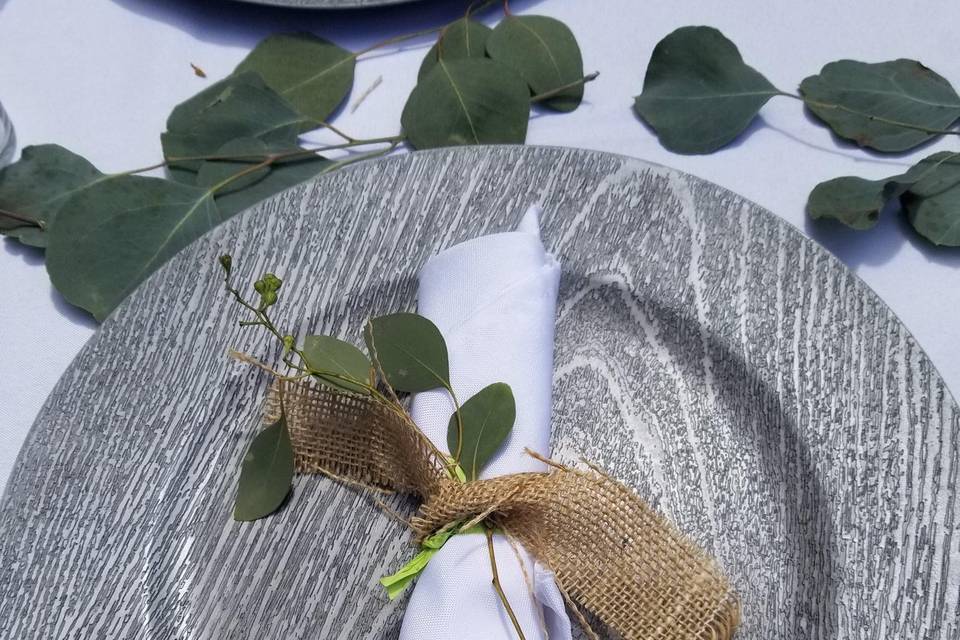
[437,22,453,59]
[447,382,465,465]
[166,135,405,167]
[0,207,42,228]
[209,158,273,194]
[530,71,599,104]
[103,135,406,181]
[113,160,170,176]
[317,139,405,175]
[485,527,526,640]
[313,120,357,143]
[354,25,446,57]
[781,92,960,136]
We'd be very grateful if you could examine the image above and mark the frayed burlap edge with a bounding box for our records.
[264,379,740,640]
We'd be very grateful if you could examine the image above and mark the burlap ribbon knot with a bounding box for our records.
[265,379,740,640]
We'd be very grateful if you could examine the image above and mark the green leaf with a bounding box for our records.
[196,138,332,218]
[418,18,492,82]
[807,176,893,230]
[401,58,530,150]
[166,165,197,186]
[0,144,107,248]
[364,313,449,392]
[196,137,272,194]
[899,151,960,246]
[486,15,584,112]
[799,59,960,152]
[214,155,330,218]
[234,411,295,521]
[302,335,371,393]
[162,72,304,170]
[633,26,779,154]
[447,382,515,481]
[235,33,356,128]
[45,176,220,321]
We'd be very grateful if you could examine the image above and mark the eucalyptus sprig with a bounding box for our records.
[220,254,517,522]
[634,26,960,247]
[0,2,596,321]
[220,255,521,623]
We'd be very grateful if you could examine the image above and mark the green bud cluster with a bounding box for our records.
[254,273,283,309]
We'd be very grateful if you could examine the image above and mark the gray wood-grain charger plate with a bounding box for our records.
[1,146,958,639]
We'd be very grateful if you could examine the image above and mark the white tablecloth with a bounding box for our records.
[1,0,958,493]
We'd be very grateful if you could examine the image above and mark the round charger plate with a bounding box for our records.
[234,0,417,8]
[0,146,958,638]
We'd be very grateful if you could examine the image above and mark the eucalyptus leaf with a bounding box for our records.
[807,176,893,230]
[162,72,305,170]
[196,137,273,195]
[418,18,492,82]
[46,175,220,321]
[0,144,107,248]
[303,335,371,393]
[234,412,295,521]
[364,313,449,392]
[195,137,332,218]
[214,154,331,219]
[898,151,960,246]
[235,33,356,128]
[486,15,584,112]
[800,59,960,152]
[447,382,515,481]
[401,58,530,150]
[633,26,779,154]
[166,166,197,186]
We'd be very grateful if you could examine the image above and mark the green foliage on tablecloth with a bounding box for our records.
[402,58,531,148]
[418,17,492,81]
[486,15,585,112]
[636,26,960,248]
[0,3,594,320]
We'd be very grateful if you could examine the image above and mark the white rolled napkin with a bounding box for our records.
[399,206,572,640]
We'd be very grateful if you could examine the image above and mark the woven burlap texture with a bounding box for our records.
[265,380,740,640]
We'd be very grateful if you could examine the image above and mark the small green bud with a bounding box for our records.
[253,279,266,295]
[262,291,278,307]
[262,273,282,292]
[282,335,295,354]
[218,254,232,274]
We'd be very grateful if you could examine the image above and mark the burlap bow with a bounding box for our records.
[264,379,740,640]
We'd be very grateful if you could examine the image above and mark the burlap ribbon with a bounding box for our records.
[265,379,740,640]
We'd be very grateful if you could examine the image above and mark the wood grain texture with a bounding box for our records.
[0,146,958,639]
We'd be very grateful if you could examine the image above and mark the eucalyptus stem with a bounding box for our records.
[354,26,446,58]
[782,92,960,136]
[446,382,465,464]
[223,266,388,401]
[318,139,405,175]
[175,135,405,165]
[485,527,526,640]
[115,134,405,180]
[114,160,169,176]
[0,207,42,227]
[209,158,274,194]
[313,119,357,143]
[530,71,599,104]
